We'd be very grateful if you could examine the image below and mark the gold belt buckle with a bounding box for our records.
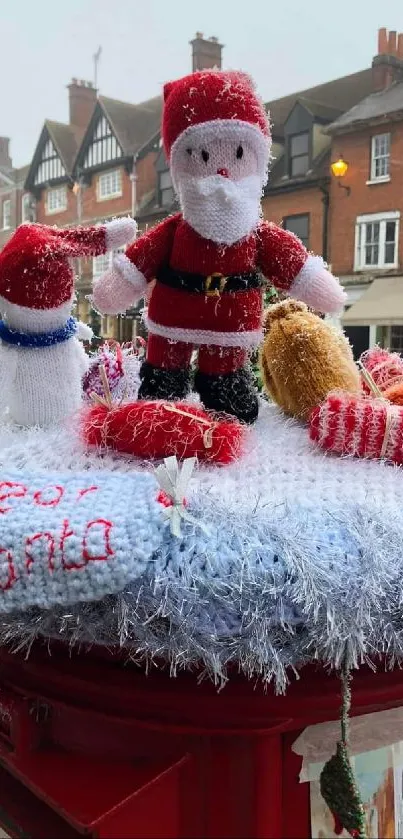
[205,273,227,296]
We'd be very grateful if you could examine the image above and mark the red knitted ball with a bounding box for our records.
[162,70,269,157]
[82,400,245,464]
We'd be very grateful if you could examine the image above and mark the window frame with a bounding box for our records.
[46,186,67,215]
[369,133,391,183]
[2,198,11,230]
[21,193,32,223]
[288,131,310,178]
[283,213,310,249]
[354,211,400,271]
[97,169,122,202]
[158,168,174,208]
[389,325,403,355]
[92,246,125,280]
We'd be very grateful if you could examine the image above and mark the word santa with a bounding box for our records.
[92,70,346,424]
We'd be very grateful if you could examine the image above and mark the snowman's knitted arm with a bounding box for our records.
[256,221,346,315]
[54,217,136,257]
[91,214,181,315]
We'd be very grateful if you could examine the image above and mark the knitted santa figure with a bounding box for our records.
[92,71,346,424]
[0,218,135,426]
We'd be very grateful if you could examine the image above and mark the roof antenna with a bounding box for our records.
[93,46,102,91]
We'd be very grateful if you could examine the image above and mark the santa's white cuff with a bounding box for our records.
[290,255,347,315]
[104,217,137,251]
[113,253,148,296]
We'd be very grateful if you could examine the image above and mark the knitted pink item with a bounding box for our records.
[310,392,403,464]
[360,347,403,395]
[82,343,124,401]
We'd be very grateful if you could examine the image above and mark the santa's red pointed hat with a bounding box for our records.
[0,217,136,311]
[162,70,271,182]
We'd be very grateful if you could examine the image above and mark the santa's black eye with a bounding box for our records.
[201,149,209,163]
[186,148,192,156]
[236,145,244,159]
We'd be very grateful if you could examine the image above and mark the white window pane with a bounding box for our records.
[357,216,398,269]
[93,253,111,278]
[284,214,309,247]
[22,194,31,222]
[384,243,396,264]
[390,325,403,354]
[290,133,309,156]
[160,170,172,190]
[371,133,390,179]
[98,169,122,199]
[2,200,11,229]
[46,187,67,213]
[291,154,309,176]
[385,220,396,243]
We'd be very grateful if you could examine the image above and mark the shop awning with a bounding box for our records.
[343,276,403,326]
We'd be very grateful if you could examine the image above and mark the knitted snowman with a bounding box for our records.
[0,218,135,426]
[92,70,346,424]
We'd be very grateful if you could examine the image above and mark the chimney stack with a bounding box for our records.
[0,138,12,171]
[372,27,403,91]
[67,79,97,129]
[190,33,223,71]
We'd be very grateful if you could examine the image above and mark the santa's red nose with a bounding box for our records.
[217,168,229,178]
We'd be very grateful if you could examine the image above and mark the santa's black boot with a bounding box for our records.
[138,361,191,401]
[195,367,259,424]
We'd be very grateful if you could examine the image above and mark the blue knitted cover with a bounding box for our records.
[1,399,403,690]
[0,471,165,611]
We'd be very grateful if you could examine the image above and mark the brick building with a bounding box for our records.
[0,138,33,249]
[23,35,222,341]
[327,28,403,357]
[18,26,403,353]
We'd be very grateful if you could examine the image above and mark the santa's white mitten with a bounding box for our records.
[290,255,347,315]
[91,254,148,315]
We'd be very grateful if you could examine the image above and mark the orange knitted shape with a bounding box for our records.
[259,299,361,421]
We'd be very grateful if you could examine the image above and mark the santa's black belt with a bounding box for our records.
[156,266,264,296]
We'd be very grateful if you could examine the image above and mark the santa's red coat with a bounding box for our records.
[125,213,307,349]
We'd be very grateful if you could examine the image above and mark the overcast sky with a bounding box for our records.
[2,0,402,167]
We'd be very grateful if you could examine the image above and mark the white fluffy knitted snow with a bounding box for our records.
[0,398,400,515]
[2,398,403,690]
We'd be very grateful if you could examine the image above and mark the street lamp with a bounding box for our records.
[330,155,351,195]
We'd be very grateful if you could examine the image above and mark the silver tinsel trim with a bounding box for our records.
[0,495,402,694]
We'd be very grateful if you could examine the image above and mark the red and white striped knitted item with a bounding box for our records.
[360,347,403,395]
[310,392,403,464]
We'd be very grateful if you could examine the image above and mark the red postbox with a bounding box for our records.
[0,643,401,838]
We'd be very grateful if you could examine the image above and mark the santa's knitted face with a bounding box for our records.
[165,71,271,246]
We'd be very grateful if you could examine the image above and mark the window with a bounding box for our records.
[93,246,125,280]
[370,133,390,181]
[289,132,309,177]
[159,169,174,207]
[355,212,399,270]
[97,169,122,201]
[2,199,11,229]
[21,193,33,223]
[83,117,122,170]
[283,214,309,248]
[46,186,67,215]
[35,138,66,185]
[390,325,403,355]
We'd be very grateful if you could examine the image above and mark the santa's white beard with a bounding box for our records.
[178,174,262,245]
